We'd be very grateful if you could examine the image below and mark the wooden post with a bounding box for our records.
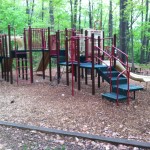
[41,29,45,79]
[113,34,116,68]
[8,25,13,84]
[98,35,101,88]
[77,37,80,91]
[29,26,33,83]
[56,30,60,84]
[65,29,69,86]
[91,33,95,95]
[48,27,52,81]
[24,28,28,80]
[85,30,88,85]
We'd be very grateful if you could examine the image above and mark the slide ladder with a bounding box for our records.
[15,52,30,84]
[98,66,143,105]
[95,46,143,105]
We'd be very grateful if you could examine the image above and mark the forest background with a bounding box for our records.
[0,0,149,66]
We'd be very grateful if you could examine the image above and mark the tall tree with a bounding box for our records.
[26,0,35,25]
[140,0,149,63]
[130,0,135,71]
[42,0,44,21]
[49,0,54,30]
[78,0,82,30]
[88,0,92,28]
[73,0,78,29]
[70,0,78,29]
[119,0,128,63]
[147,17,150,62]
[108,0,113,37]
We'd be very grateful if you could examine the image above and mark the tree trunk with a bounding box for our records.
[49,0,54,30]
[42,0,44,21]
[100,0,103,29]
[130,0,135,72]
[119,0,128,63]
[26,0,35,25]
[73,0,78,29]
[108,0,113,37]
[70,0,73,28]
[30,0,35,25]
[89,0,93,28]
[26,0,30,25]
[78,0,82,30]
[147,17,150,62]
[140,0,149,63]
[146,0,149,62]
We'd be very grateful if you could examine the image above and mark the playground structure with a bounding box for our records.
[0,25,150,106]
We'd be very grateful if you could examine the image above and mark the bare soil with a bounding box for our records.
[0,69,150,149]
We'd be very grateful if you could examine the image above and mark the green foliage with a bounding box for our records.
[0,0,149,62]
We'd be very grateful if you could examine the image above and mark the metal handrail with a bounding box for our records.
[112,46,130,105]
[94,46,113,92]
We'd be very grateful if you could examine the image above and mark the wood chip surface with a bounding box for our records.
[0,69,150,149]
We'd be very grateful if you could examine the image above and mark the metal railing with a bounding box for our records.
[94,46,113,92]
[112,46,130,106]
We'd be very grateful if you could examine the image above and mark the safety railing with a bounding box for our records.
[94,46,113,92]
[112,46,130,106]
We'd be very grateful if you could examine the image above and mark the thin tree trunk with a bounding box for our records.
[49,0,54,30]
[140,0,149,63]
[70,0,73,28]
[100,0,103,29]
[42,0,44,21]
[78,0,82,30]
[29,0,35,25]
[147,17,150,62]
[73,0,78,29]
[119,0,128,63]
[108,0,113,37]
[145,0,149,62]
[26,0,30,25]
[89,0,92,28]
[130,0,135,71]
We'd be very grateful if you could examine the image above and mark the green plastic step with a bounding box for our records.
[102,70,120,77]
[79,63,107,70]
[102,92,127,101]
[111,77,127,85]
[112,84,144,92]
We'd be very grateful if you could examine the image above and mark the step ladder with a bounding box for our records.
[98,66,143,105]
[16,52,31,85]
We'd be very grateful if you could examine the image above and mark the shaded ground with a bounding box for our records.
[0,70,150,149]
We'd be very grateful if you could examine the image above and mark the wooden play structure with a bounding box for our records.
[1,25,150,106]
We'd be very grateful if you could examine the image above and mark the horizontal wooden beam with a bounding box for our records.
[0,121,150,149]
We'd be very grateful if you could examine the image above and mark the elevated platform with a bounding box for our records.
[79,63,107,70]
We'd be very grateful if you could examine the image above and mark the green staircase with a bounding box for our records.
[97,66,143,104]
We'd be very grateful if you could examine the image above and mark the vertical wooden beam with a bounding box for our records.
[8,25,13,84]
[113,34,117,67]
[4,34,9,82]
[41,29,45,79]
[91,33,95,95]
[24,28,28,80]
[56,30,60,84]
[98,35,101,88]
[48,27,52,81]
[29,26,33,83]
[77,37,80,91]
[85,30,88,85]
[65,29,69,86]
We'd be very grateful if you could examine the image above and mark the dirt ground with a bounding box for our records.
[0,69,150,150]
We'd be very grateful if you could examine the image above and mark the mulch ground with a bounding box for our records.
[0,69,149,149]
